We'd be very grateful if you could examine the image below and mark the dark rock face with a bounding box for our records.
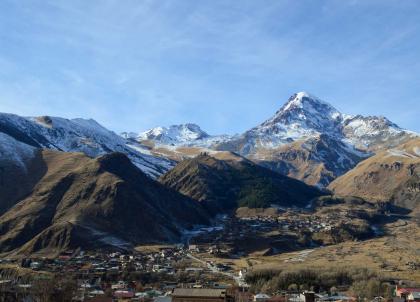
[251,134,367,187]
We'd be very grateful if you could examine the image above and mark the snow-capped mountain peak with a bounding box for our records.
[230,91,417,156]
[250,92,343,142]
[132,92,416,154]
[279,92,340,116]
[281,91,331,110]
[139,123,209,144]
[273,92,342,126]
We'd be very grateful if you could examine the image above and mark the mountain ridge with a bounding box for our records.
[132,92,417,187]
[0,92,418,257]
[0,149,209,256]
[329,137,420,213]
[0,113,175,178]
[159,153,324,212]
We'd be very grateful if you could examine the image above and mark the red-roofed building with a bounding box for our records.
[395,287,420,302]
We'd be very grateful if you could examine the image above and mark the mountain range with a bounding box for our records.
[0,91,418,255]
[133,92,416,187]
[0,113,174,179]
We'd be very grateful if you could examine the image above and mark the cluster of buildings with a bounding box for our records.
[237,206,368,235]
[17,248,187,275]
[154,286,420,302]
[1,248,419,302]
[238,214,337,233]
[0,247,235,301]
[185,211,356,257]
[168,207,384,266]
[0,210,417,302]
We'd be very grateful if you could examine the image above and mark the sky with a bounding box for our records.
[0,0,419,135]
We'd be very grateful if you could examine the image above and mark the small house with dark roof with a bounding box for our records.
[172,288,234,302]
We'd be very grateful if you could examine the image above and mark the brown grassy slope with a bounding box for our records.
[328,138,420,211]
[0,150,209,256]
[239,219,420,284]
[159,154,324,212]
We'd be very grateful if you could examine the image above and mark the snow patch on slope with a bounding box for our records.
[386,148,420,159]
[0,113,174,178]
[83,225,132,250]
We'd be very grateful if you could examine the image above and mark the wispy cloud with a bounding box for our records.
[0,0,419,133]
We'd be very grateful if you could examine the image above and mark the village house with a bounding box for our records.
[396,287,420,302]
[172,288,235,302]
[254,293,271,302]
[407,292,420,302]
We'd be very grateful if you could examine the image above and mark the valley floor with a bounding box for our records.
[193,218,420,284]
[0,214,418,301]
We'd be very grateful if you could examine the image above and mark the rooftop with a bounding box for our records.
[173,288,226,297]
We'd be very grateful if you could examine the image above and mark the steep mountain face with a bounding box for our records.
[159,153,324,213]
[249,134,367,187]
[238,92,413,151]
[216,93,414,186]
[0,113,174,178]
[135,92,416,187]
[0,149,209,256]
[329,138,420,212]
[244,92,343,144]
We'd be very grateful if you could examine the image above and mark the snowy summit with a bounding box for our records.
[138,123,209,145]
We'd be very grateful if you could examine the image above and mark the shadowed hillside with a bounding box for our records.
[159,153,324,213]
[0,150,209,256]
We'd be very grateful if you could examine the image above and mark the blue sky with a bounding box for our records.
[0,0,419,134]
